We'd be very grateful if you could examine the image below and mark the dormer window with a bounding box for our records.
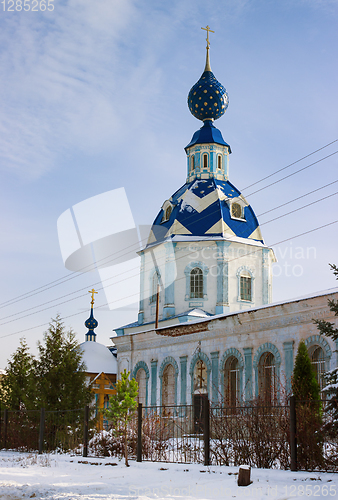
[203,153,208,169]
[231,202,243,219]
[217,155,222,169]
[161,202,172,223]
[191,155,195,170]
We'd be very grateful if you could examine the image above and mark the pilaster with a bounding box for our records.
[180,355,188,405]
[215,241,231,314]
[138,252,145,324]
[151,360,158,406]
[283,341,294,395]
[163,242,176,319]
[211,351,219,405]
[243,347,253,401]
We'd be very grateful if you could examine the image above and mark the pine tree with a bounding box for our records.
[104,369,138,466]
[292,340,320,401]
[35,315,92,411]
[0,338,36,410]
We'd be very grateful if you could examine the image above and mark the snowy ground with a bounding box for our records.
[0,451,337,500]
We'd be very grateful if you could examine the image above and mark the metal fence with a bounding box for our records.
[1,398,337,472]
[0,407,89,454]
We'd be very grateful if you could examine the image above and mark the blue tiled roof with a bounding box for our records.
[185,120,231,152]
[148,178,263,246]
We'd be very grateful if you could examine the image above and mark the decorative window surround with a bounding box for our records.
[132,361,150,407]
[159,356,179,406]
[253,342,281,401]
[184,261,209,301]
[161,200,173,223]
[236,266,255,303]
[220,348,244,402]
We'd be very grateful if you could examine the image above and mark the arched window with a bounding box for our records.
[150,272,160,303]
[203,153,208,169]
[240,272,252,301]
[190,267,203,298]
[191,155,195,170]
[258,352,276,403]
[224,356,240,406]
[165,205,172,221]
[217,155,222,169]
[136,368,147,405]
[308,345,326,390]
[162,364,175,406]
[161,204,172,222]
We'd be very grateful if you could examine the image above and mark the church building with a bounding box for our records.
[113,29,338,408]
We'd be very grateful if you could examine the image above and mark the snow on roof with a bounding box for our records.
[79,341,117,375]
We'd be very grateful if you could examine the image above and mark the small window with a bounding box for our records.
[190,267,203,298]
[224,356,240,406]
[240,273,252,301]
[231,203,242,219]
[203,154,208,169]
[191,155,195,171]
[161,204,172,223]
[217,155,222,169]
[258,352,276,404]
[308,345,325,390]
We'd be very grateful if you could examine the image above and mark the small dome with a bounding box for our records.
[80,341,117,374]
[188,70,229,122]
[85,311,98,330]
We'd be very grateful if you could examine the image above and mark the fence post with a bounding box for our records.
[3,409,8,449]
[137,403,142,462]
[203,397,210,466]
[290,395,297,471]
[38,407,45,454]
[83,405,89,457]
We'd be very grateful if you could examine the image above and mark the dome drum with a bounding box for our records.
[186,143,229,182]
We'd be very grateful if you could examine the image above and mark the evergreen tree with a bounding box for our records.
[0,338,36,410]
[292,340,320,401]
[314,264,338,341]
[292,340,322,469]
[104,369,138,466]
[35,315,92,411]
[314,264,338,435]
[321,368,338,435]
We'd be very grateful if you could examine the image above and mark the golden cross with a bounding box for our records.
[89,288,98,306]
[201,25,214,49]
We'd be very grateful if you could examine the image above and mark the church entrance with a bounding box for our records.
[193,359,208,433]
[193,393,207,434]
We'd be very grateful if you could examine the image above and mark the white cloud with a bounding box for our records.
[0,0,135,179]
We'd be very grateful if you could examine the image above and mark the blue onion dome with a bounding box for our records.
[188,48,229,122]
[85,308,98,331]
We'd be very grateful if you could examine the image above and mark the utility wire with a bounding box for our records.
[1,181,337,324]
[1,219,337,340]
[242,139,338,191]
[1,218,337,333]
[0,148,337,310]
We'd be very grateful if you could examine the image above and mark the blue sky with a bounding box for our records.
[0,0,337,369]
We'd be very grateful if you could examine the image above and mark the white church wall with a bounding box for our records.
[115,291,338,407]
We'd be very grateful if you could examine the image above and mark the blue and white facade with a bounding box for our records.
[113,44,338,407]
[116,44,275,336]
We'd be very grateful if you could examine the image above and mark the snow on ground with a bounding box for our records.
[0,451,337,500]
